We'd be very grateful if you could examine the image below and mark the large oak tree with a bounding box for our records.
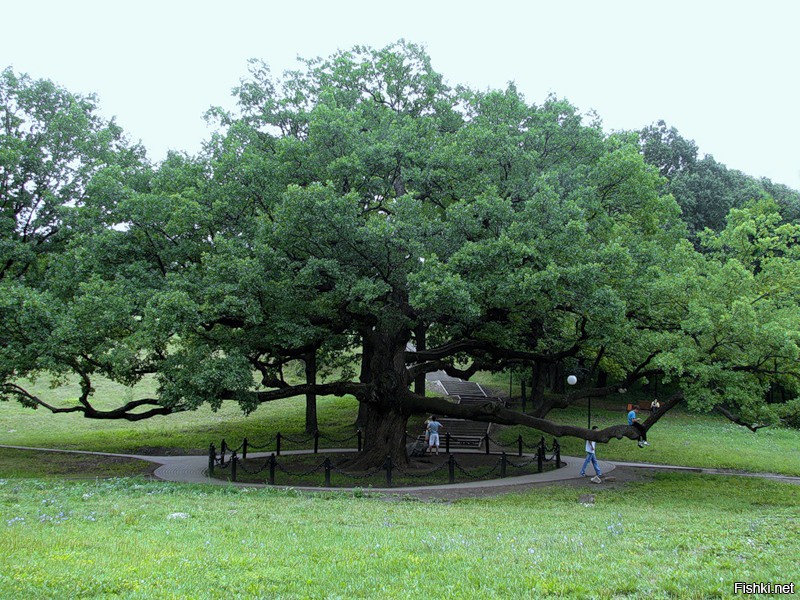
[2,45,798,468]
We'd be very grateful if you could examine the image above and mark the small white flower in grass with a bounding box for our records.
[167,512,190,520]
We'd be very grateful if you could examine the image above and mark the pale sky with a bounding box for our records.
[2,0,799,190]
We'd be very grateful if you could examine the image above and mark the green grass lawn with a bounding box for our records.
[1,474,797,598]
[0,448,156,479]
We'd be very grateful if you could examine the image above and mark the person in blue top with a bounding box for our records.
[627,407,649,447]
[580,426,602,480]
[427,416,443,455]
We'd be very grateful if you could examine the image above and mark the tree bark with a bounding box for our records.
[355,333,373,428]
[346,328,412,469]
[528,361,549,417]
[346,402,410,469]
[304,349,318,434]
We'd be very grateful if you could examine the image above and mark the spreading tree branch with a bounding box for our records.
[1,383,175,421]
[713,404,770,432]
[220,381,366,404]
[402,389,684,443]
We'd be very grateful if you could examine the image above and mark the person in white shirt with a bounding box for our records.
[579,426,602,479]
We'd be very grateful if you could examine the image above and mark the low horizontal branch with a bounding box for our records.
[2,383,175,421]
[220,381,366,404]
[713,404,769,432]
[403,392,654,443]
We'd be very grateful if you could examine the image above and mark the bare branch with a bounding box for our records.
[713,404,770,432]
[405,359,489,381]
[402,390,681,443]
[220,381,366,404]
[2,383,175,421]
[407,339,582,364]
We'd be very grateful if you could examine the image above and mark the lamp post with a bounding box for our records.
[567,374,590,428]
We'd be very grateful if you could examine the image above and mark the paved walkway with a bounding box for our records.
[0,444,607,490]
[3,444,799,491]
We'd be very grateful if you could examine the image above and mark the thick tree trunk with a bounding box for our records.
[528,361,549,416]
[304,349,318,434]
[345,328,412,469]
[550,362,565,394]
[348,402,410,469]
[355,333,374,428]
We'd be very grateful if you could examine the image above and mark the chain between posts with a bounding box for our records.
[217,430,364,457]
[208,436,564,484]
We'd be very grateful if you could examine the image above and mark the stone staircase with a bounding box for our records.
[420,374,504,449]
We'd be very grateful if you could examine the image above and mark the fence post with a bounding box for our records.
[314,431,320,454]
[324,457,331,487]
[448,454,455,484]
[242,438,248,461]
[517,435,523,457]
[445,432,451,454]
[208,443,215,476]
[276,432,282,456]
[357,429,362,453]
[385,455,393,487]
[500,452,507,478]
[268,453,276,485]
[554,438,561,467]
[538,437,544,473]
[485,433,490,455]
[231,451,238,482]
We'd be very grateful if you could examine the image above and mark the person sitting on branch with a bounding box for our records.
[628,407,650,447]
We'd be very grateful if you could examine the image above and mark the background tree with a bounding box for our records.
[0,67,143,280]
[638,120,800,235]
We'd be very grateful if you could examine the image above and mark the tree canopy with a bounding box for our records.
[2,43,799,467]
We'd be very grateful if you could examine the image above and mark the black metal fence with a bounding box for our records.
[208,432,563,488]
[211,430,363,464]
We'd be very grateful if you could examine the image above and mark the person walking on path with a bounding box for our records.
[628,406,650,447]
[580,426,602,480]
[427,416,443,455]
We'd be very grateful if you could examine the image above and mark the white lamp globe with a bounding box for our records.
[567,375,578,386]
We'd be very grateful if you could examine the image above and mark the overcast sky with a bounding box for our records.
[2,0,798,190]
